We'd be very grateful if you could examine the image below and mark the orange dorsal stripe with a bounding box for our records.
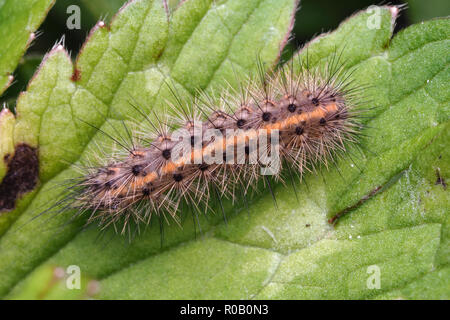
[124,103,337,191]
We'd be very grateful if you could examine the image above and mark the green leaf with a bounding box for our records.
[1,3,449,300]
[0,0,55,95]
[0,0,298,298]
[0,108,15,180]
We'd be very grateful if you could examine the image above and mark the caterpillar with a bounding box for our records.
[50,50,367,237]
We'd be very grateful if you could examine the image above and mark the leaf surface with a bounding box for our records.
[0,0,54,95]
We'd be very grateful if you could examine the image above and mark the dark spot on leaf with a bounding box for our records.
[329,185,383,224]
[71,68,81,82]
[435,168,447,190]
[155,49,163,60]
[0,144,39,211]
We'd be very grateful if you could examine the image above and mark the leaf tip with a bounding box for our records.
[28,32,36,43]
[386,3,408,28]
[389,6,400,19]
[0,106,13,123]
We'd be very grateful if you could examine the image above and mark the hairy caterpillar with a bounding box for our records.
[46,50,367,237]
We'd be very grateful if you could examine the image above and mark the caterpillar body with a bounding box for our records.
[58,52,366,236]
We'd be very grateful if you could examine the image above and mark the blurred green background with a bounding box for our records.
[1,0,449,108]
